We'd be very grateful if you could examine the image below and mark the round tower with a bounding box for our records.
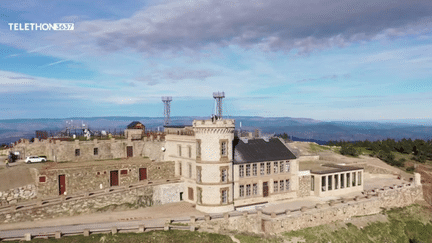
[193,118,235,213]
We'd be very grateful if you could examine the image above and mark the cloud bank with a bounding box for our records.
[58,0,432,55]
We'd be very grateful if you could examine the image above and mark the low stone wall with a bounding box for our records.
[0,184,36,206]
[193,183,423,234]
[359,164,396,175]
[0,185,154,224]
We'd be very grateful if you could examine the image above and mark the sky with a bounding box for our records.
[0,0,431,121]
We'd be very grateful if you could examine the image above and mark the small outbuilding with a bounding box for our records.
[125,121,146,140]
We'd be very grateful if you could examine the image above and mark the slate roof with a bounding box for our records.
[233,138,297,164]
[127,121,144,129]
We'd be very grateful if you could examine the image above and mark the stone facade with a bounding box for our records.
[37,161,174,198]
[297,175,311,198]
[153,182,184,205]
[11,138,165,162]
[233,160,298,207]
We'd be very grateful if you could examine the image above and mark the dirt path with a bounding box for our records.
[0,201,204,231]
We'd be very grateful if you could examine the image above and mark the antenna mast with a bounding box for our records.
[162,96,172,126]
[213,91,225,119]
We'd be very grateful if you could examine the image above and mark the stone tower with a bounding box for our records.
[193,118,235,213]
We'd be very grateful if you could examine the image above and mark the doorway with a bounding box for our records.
[110,170,119,186]
[127,146,133,158]
[188,187,194,200]
[58,175,66,195]
[180,192,183,201]
[263,182,269,197]
[139,168,147,181]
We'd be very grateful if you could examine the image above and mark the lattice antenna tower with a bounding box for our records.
[162,96,172,126]
[213,91,225,119]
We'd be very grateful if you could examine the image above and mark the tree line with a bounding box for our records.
[327,138,432,167]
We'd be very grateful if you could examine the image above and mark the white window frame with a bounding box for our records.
[246,164,251,177]
[252,163,257,176]
[253,183,258,195]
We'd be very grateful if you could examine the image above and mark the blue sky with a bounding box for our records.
[0,0,431,121]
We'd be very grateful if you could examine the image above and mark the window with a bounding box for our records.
[178,145,182,157]
[266,162,271,175]
[273,181,278,192]
[274,161,278,174]
[120,169,128,175]
[197,188,202,204]
[253,163,257,176]
[39,176,46,183]
[346,173,350,187]
[286,179,290,191]
[260,163,265,175]
[280,180,284,191]
[335,174,339,189]
[246,164,251,177]
[94,148,98,156]
[221,141,227,156]
[221,169,227,182]
[328,176,332,191]
[179,162,182,176]
[285,161,290,172]
[239,165,244,178]
[188,163,192,178]
[322,176,326,191]
[221,190,227,204]
[75,149,80,156]
[280,161,284,173]
[239,185,244,197]
[188,187,193,200]
[188,146,192,158]
[311,176,314,191]
[246,184,251,196]
[196,140,201,157]
[352,172,356,187]
[341,174,344,188]
[196,167,201,183]
[358,171,362,186]
[253,183,258,195]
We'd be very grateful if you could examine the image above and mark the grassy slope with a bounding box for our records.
[282,204,432,243]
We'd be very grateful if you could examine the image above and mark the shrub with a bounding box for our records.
[406,166,415,172]
[340,144,360,157]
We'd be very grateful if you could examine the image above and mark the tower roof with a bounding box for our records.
[233,138,296,164]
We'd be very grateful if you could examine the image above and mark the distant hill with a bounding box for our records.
[1,116,432,144]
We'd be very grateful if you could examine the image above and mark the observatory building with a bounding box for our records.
[8,92,364,215]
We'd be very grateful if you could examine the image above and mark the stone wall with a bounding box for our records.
[0,184,36,206]
[153,182,184,205]
[297,175,311,198]
[359,163,395,175]
[0,186,153,224]
[11,138,165,162]
[193,184,423,234]
[37,161,175,198]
